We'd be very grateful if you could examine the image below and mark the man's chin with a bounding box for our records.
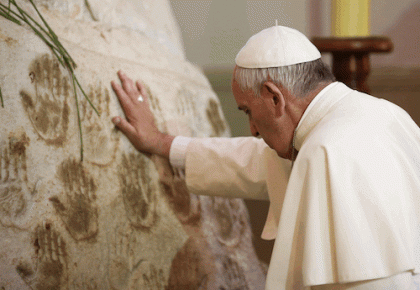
[276,148,298,161]
[263,141,288,159]
[276,151,289,160]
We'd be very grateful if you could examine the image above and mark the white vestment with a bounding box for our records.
[174,82,420,289]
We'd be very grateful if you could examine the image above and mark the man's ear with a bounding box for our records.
[263,81,286,117]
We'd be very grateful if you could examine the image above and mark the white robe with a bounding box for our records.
[183,82,420,289]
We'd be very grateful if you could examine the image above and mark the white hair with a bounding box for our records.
[234,59,335,98]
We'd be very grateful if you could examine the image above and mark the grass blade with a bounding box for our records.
[27,0,76,68]
[0,7,20,24]
[72,73,84,161]
[74,77,100,116]
[0,87,4,108]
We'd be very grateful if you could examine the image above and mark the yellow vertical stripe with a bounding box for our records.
[332,0,370,37]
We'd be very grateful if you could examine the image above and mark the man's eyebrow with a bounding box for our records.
[238,106,246,111]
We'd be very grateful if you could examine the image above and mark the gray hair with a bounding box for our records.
[234,58,335,98]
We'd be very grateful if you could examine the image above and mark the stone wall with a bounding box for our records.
[0,1,266,289]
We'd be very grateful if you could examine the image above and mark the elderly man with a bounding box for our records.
[111,25,420,289]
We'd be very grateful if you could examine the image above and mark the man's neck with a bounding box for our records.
[294,82,333,124]
[285,81,333,161]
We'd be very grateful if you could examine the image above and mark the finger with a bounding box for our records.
[112,116,139,146]
[136,81,150,103]
[111,81,134,113]
[136,81,149,105]
[118,71,138,100]
[51,231,58,261]
[118,71,135,91]
[37,226,45,260]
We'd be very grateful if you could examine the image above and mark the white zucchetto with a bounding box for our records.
[235,25,321,68]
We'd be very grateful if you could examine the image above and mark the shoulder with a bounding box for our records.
[299,92,399,157]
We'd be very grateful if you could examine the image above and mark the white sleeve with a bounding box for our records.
[175,136,292,240]
[185,137,272,200]
[169,136,193,170]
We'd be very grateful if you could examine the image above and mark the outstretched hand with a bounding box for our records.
[111,71,174,158]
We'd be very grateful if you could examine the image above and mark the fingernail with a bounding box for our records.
[112,117,121,125]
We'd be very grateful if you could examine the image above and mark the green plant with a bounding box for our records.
[0,0,99,161]
[0,87,3,108]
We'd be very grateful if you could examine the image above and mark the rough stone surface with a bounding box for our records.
[0,0,266,289]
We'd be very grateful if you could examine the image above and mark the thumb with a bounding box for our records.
[112,116,137,140]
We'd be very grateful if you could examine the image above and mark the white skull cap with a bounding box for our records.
[235,25,321,68]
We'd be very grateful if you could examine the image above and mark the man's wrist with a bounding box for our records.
[153,133,175,159]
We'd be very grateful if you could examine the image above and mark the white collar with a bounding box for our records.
[294,82,354,150]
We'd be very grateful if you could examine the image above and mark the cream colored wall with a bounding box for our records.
[170,0,420,69]
[170,0,307,69]
[0,0,269,287]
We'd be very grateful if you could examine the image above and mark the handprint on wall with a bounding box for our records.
[206,99,227,137]
[127,260,166,290]
[167,236,216,290]
[118,153,157,229]
[20,54,71,146]
[107,226,131,290]
[49,158,99,241]
[176,85,202,136]
[146,85,167,133]
[168,236,251,290]
[219,256,249,290]
[152,155,200,225]
[142,263,165,290]
[16,223,68,290]
[0,133,34,228]
[203,197,248,248]
[80,84,118,166]
[176,85,198,118]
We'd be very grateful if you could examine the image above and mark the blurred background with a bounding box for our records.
[168,0,420,265]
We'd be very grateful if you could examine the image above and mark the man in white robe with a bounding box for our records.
[110,25,420,289]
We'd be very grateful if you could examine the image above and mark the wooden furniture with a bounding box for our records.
[312,37,393,93]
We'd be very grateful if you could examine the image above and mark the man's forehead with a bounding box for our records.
[231,79,251,100]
